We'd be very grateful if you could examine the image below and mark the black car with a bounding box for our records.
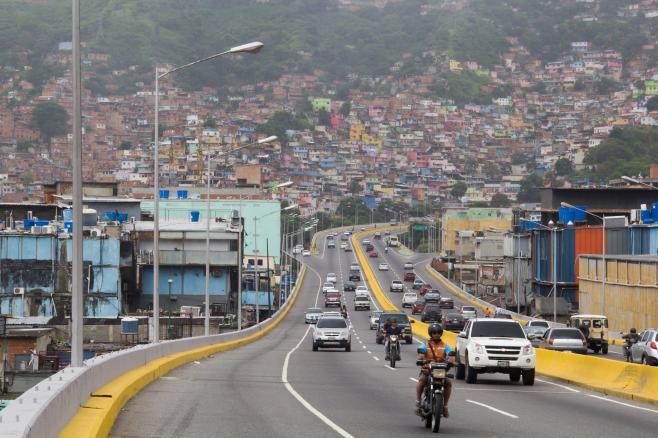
[439,297,454,309]
[376,313,413,344]
[343,281,357,292]
[442,312,466,331]
[365,243,374,252]
[349,270,361,281]
[421,304,442,323]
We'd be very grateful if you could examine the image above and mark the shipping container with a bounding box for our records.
[574,226,603,286]
[606,227,630,256]
[650,226,658,255]
[629,225,652,255]
[532,227,576,285]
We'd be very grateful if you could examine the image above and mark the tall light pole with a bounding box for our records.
[203,136,276,336]
[71,0,83,366]
[152,41,264,342]
[250,203,296,324]
[561,202,606,315]
[520,218,558,321]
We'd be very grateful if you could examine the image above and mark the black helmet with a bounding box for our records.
[428,323,443,336]
[630,328,637,334]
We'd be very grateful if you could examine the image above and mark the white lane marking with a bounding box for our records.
[460,388,574,394]
[367,350,372,354]
[373,357,380,361]
[535,378,580,393]
[358,340,363,344]
[466,400,519,419]
[385,365,397,371]
[362,345,367,349]
[409,377,419,382]
[586,394,658,413]
[282,259,355,438]
[282,326,354,437]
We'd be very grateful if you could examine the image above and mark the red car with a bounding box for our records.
[324,291,341,307]
[404,272,416,282]
[368,250,378,258]
[411,299,426,315]
[419,284,432,295]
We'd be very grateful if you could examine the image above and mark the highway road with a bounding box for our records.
[111,229,657,437]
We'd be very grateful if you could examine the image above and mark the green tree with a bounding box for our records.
[594,78,620,95]
[203,115,217,128]
[339,101,351,117]
[119,141,132,150]
[16,140,32,152]
[84,76,108,96]
[647,95,658,112]
[257,111,309,145]
[451,181,468,199]
[31,102,69,144]
[490,193,511,207]
[317,109,331,126]
[554,158,574,176]
[517,174,543,203]
[482,162,502,180]
[584,126,658,180]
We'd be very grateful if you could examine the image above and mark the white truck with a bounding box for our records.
[455,318,535,385]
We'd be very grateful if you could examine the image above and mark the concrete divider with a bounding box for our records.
[535,348,658,405]
[0,229,328,438]
[351,229,456,347]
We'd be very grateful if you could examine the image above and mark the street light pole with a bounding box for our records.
[204,136,276,336]
[71,0,83,366]
[152,41,263,342]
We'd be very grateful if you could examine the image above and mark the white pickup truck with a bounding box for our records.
[455,318,536,385]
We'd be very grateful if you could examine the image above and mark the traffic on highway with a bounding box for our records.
[107,227,658,437]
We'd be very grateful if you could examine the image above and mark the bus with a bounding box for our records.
[388,235,400,247]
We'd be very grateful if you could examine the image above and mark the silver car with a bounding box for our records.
[630,329,658,365]
[369,311,382,330]
[460,306,477,319]
[539,328,588,354]
[523,326,547,348]
[304,307,323,324]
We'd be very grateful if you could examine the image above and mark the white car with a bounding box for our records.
[349,263,360,271]
[313,316,351,351]
[326,273,337,284]
[455,319,536,385]
[340,242,347,249]
[322,282,335,294]
[302,249,311,257]
[355,285,369,295]
[403,262,414,270]
[402,292,418,307]
[293,245,303,254]
[362,239,371,245]
[378,263,389,271]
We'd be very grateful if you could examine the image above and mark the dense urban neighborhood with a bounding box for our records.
[1,1,658,436]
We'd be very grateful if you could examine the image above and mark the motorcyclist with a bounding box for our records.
[622,328,640,358]
[416,324,455,418]
[384,318,403,361]
[385,246,389,254]
[340,303,348,319]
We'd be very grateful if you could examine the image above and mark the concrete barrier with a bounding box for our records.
[351,229,457,347]
[0,229,328,438]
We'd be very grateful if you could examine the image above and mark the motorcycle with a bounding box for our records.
[417,355,454,433]
[388,335,401,368]
[385,247,389,254]
[623,339,636,362]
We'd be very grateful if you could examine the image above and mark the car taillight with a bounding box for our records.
[650,341,657,350]
[460,319,465,324]
[548,337,554,345]
[582,339,587,346]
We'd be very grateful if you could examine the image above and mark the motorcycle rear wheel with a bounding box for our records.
[432,393,443,433]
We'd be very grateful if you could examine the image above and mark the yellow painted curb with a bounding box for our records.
[351,229,456,348]
[59,232,319,438]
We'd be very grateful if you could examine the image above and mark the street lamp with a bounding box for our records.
[561,202,606,315]
[520,218,559,321]
[204,136,277,336]
[621,175,658,190]
[167,278,173,340]
[152,41,264,342]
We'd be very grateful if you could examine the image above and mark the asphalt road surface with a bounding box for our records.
[111,230,657,438]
